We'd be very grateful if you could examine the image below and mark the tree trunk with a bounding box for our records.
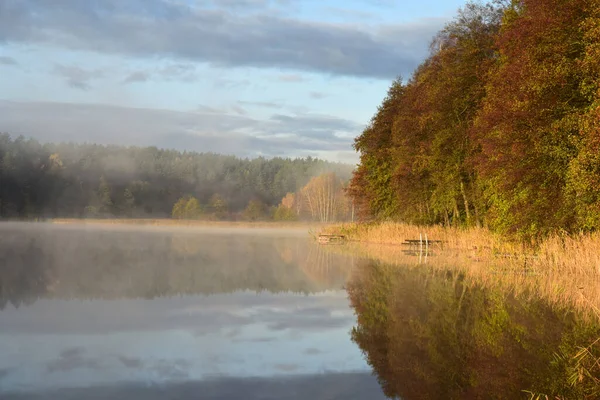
[459,180,471,226]
[453,201,460,227]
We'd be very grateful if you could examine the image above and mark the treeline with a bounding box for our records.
[349,0,600,238]
[0,134,353,220]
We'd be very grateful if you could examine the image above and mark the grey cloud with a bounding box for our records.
[0,56,18,66]
[208,0,269,9]
[0,367,12,380]
[123,70,150,83]
[158,63,197,81]
[265,306,351,332]
[0,0,445,79]
[197,104,224,113]
[230,104,247,115]
[0,100,360,159]
[309,91,327,99]
[53,64,104,90]
[47,347,102,373]
[118,356,143,369]
[150,359,191,380]
[268,113,359,141]
[123,63,196,84]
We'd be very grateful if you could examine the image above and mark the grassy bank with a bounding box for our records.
[320,222,600,325]
[320,222,600,277]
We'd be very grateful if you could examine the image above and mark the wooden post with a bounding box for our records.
[419,233,423,264]
[425,233,429,263]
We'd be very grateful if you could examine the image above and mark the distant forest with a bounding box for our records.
[0,134,354,221]
[349,0,600,238]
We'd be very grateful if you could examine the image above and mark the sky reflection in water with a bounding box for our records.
[0,224,385,399]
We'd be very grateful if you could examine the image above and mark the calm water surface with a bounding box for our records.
[0,223,385,400]
[2,223,600,399]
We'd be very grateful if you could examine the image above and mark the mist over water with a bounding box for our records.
[0,223,385,400]
[3,223,599,399]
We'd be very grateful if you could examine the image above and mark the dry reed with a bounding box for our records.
[321,222,600,322]
[322,222,600,277]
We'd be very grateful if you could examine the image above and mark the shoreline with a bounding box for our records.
[47,218,329,230]
[320,222,600,323]
[319,222,600,275]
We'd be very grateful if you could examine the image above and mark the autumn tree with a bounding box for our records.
[301,172,348,222]
[209,193,228,219]
[350,78,405,220]
[349,2,505,226]
[273,192,298,221]
[172,196,203,219]
[474,0,594,237]
[565,1,600,230]
[243,199,267,221]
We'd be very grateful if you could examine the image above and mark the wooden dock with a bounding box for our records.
[401,236,444,256]
[318,234,347,245]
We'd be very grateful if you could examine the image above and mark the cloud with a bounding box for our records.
[150,359,191,381]
[264,306,351,332]
[0,56,18,66]
[158,63,197,81]
[268,113,358,141]
[238,100,283,109]
[53,64,104,90]
[0,0,445,79]
[0,367,12,380]
[230,104,247,115]
[46,347,102,373]
[118,356,143,369]
[123,70,150,83]
[0,100,361,160]
[309,91,327,99]
[123,63,196,84]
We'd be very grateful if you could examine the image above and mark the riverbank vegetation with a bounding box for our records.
[348,0,600,240]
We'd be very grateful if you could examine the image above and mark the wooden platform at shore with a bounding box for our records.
[401,237,445,255]
[318,234,347,245]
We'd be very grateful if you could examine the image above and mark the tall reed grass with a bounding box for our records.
[321,222,600,278]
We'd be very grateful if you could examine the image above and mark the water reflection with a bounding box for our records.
[348,260,600,399]
[0,223,384,399]
[0,223,352,306]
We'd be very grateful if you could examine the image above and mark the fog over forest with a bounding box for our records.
[0,134,354,221]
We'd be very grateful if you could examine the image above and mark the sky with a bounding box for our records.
[0,0,467,163]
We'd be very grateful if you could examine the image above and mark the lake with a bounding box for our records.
[0,223,385,400]
[1,223,600,399]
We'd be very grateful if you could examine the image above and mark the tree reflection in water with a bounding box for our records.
[0,225,353,308]
[347,261,600,399]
